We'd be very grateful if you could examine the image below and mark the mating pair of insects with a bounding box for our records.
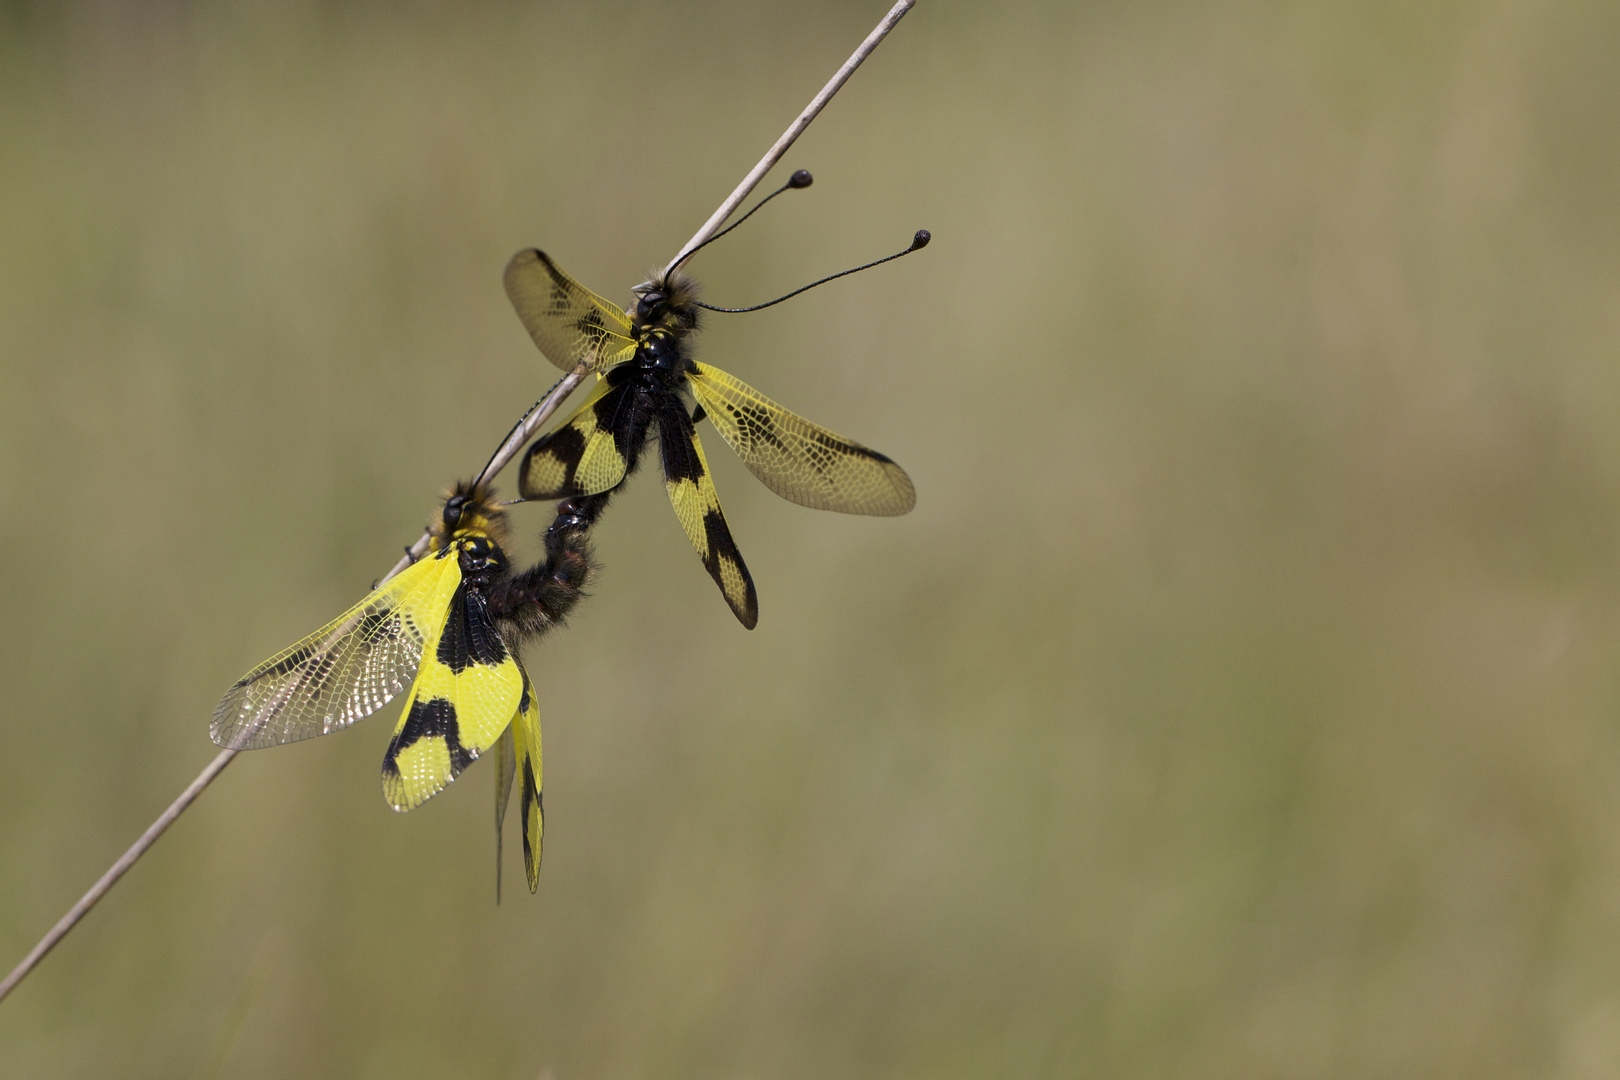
[210,173,925,894]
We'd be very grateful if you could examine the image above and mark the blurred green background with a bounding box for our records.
[4,0,1620,1076]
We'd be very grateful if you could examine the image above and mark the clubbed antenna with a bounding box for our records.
[695,230,931,313]
[667,170,814,277]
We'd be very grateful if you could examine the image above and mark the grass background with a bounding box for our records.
[4,0,1620,1076]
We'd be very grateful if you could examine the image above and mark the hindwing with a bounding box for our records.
[494,659,544,897]
[211,552,459,750]
[513,661,543,892]
[660,405,758,629]
[494,715,516,901]
[504,250,637,374]
[518,377,631,500]
[380,540,525,812]
[687,362,916,516]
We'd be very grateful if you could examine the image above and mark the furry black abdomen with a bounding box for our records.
[489,499,599,646]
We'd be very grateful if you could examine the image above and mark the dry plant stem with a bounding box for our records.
[0,747,237,1003]
[381,366,589,582]
[662,0,916,276]
[0,0,916,1007]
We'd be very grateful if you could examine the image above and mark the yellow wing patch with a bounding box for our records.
[380,541,525,812]
[504,250,636,374]
[664,424,758,629]
[211,551,458,750]
[518,377,630,500]
[688,362,916,516]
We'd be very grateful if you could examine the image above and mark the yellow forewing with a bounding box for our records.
[688,362,916,516]
[211,550,460,750]
[380,542,525,812]
[518,377,630,500]
[664,425,758,629]
[504,249,636,374]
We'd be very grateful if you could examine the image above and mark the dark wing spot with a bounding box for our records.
[728,403,787,456]
[382,696,475,778]
[535,253,573,312]
[657,401,705,484]
[520,765,542,867]
[259,642,317,680]
[595,378,652,469]
[699,508,758,628]
[521,430,591,500]
[357,608,395,641]
[810,427,893,463]
[436,585,509,673]
[701,509,741,574]
[574,308,609,351]
[526,424,587,491]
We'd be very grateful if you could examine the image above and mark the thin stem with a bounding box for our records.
[662,0,916,277]
[0,748,235,1003]
[0,0,917,1007]
[378,364,589,581]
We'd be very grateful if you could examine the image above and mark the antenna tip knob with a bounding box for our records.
[910,229,932,251]
[789,169,813,188]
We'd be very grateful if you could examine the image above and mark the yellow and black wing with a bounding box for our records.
[494,659,543,897]
[662,406,758,629]
[518,376,631,500]
[504,249,637,374]
[687,362,916,516]
[211,551,461,751]
[381,540,526,811]
[495,716,516,900]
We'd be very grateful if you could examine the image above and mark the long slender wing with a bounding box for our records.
[659,403,758,629]
[494,720,516,903]
[503,249,636,374]
[493,659,543,897]
[210,552,458,751]
[687,362,916,515]
[381,547,525,812]
[511,660,544,893]
[518,377,631,500]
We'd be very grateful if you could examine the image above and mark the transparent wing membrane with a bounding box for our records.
[688,362,916,516]
[210,554,455,750]
[504,250,636,374]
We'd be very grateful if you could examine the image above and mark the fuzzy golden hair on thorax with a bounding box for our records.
[636,268,702,334]
[428,480,510,552]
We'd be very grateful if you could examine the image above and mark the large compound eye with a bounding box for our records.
[443,496,466,529]
[637,291,665,319]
